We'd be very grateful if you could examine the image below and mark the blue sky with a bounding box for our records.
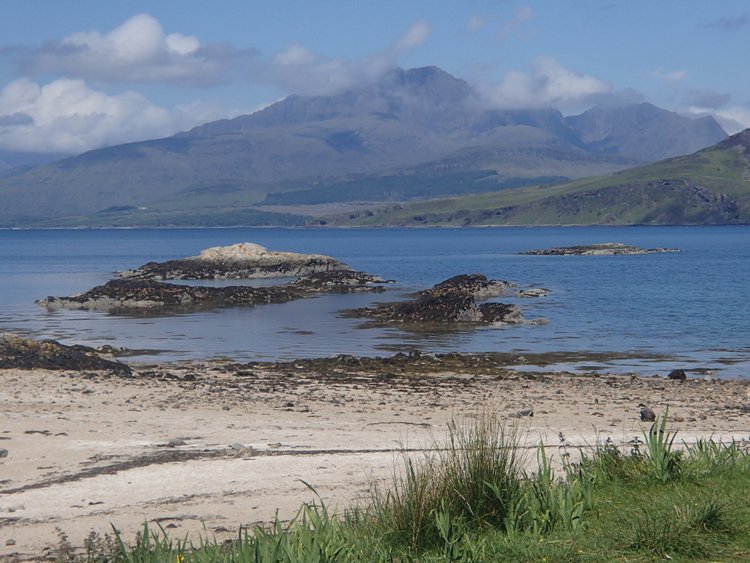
[1,0,748,155]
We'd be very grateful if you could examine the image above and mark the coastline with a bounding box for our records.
[2,356,749,561]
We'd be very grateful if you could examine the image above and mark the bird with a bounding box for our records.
[639,403,656,422]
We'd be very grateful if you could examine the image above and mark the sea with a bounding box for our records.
[1,226,748,378]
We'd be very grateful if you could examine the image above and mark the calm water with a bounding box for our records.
[0,227,748,377]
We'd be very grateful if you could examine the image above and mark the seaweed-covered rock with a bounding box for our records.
[0,333,132,375]
[419,273,514,298]
[37,279,306,312]
[352,273,523,326]
[522,243,678,256]
[37,270,390,313]
[118,242,349,280]
[292,270,391,293]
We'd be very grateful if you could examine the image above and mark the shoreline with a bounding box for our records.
[2,355,750,560]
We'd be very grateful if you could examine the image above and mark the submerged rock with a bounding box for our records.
[351,273,524,326]
[521,243,679,256]
[0,333,132,375]
[118,242,349,280]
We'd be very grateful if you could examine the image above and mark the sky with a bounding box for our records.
[1,0,749,156]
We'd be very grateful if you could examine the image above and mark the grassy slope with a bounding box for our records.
[325,143,750,226]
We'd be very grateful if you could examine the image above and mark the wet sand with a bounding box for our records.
[1,357,750,561]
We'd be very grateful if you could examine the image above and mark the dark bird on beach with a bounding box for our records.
[639,403,656,422]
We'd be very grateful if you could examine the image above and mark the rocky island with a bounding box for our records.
[37,242,392,313]
[118,242,349,280]
[521,242,679,256]
[350,273,528,326]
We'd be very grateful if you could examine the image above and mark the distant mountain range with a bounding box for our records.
[329,128,750,226]
[0,66,728,227]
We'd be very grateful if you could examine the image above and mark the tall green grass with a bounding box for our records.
[55,413,750,562]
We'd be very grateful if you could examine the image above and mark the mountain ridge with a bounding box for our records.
[0,65,728,227]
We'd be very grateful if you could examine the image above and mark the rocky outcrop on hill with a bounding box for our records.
[0,333,132,375]
[521,243,678,256]
[350,274,524,326]
[118,242,349,280]
[37,270,387,313]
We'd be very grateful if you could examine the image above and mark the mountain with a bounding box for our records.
[0,66,728,227]
[328,128,750,226]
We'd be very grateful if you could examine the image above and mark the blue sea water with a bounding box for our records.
[0,226,748,377]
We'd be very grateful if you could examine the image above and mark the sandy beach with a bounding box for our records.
[2,356,750,561]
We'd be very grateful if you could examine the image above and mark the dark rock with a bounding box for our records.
[166,439,186,448]
[0,334,132,375]
[639,403,657,422]
[38,270,388,314]
[522,243,679,256]
[667,369,687,381]
[0,448,7,458]
[292,270,391,293]
[515,288,550,298]
[350,274,523,326]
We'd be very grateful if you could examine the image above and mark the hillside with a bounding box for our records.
[326,129,750,226]
[0,66,727,227]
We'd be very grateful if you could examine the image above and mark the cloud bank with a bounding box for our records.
[23,13,243,87]
[0,78,235,153]
[478,57,612,110]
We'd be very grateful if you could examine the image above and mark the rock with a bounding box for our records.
[517,408,534,417]
[38,270,388,314]
[6,539,15,546]
[639,403,657,422]
[166,439,186,448]
[350,274,524,326]
[118,242,350,280]
[522,243,679,256]
[515,288,550,298]
[0,449,7,458]
[667,369,687,381]
[292,270,391,293]
[0,333,132,375]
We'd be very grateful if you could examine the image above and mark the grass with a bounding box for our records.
[55,413,750,562]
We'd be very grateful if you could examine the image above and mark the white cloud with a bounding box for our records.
[262,21,431,97]
[498,5,534,41]
[0,78,237,154]
[273,44,317,66]
[653,67,687,83]
[24,13,239,87]
[479,57,612,109]
[394,21,432,51]
[466,15,488,33]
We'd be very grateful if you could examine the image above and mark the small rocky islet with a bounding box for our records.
[37,243,389,313]
[348,273,542,326]
[521,242,679,256]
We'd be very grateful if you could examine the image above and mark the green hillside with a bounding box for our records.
[324,129,750,226]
